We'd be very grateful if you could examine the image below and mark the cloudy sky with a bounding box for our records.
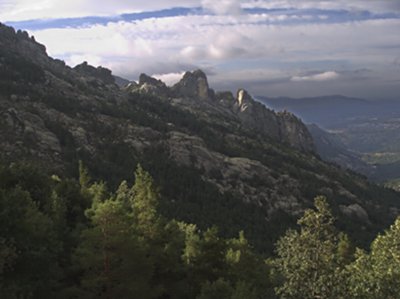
[2,0,400,100]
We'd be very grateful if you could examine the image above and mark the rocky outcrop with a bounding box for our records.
[216,91,236,108]
[0,23,49,68]
[124,73,170,98]
[1,22,400,252]
[74,62,115,85]
[137,73,170,97]
[126,70,315,152]
[172,70,214,100]
[233,89,280,139]
[166,130,303,215]
[231,89,315,152]
[278,111,315,152]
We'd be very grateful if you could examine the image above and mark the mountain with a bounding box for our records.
[114,75,131,87]
[259,95,400,128]
[307,124,375,177]
[259,95,400,184]
[1,22,400,253]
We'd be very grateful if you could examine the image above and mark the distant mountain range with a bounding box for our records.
[258,95,400,128]
[259,95,400,183]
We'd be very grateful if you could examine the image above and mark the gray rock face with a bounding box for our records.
[278,111,315,152]
[232,89,315,152]
[216,91,236,108]
[74,62,115,85]
[2,21,400,247]
[0,23,47,66]
[233,89,281,139]
[121,67,314,152]
[172,70,213,100]
[166,130,303,215]
[136,73,170,97]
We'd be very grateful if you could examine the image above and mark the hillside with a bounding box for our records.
[259,95,400,184]
[1,22,400,253]
[307,124,375,177]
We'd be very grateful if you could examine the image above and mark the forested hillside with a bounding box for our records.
[1,23,400,256]
[1,162,399,298]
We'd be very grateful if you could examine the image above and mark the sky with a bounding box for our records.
[1,0,400,100]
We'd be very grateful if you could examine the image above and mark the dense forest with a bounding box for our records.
[1,162,399,298]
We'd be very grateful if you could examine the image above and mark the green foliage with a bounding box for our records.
[3,160,400,299]
[78,160,91,190]
[347,217,400,299]
[0,187,60,298]
[75,198,154,299]
[0,162,54,213]
[131,164,161,237]
[275,196,350,299]
[196,278,233,299]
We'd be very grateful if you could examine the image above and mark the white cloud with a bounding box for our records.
[201,0,242,15]
[180,46,207,60]
[291,71,339,82]
[0,0,200,21]
[152,72,185,86]
[28,15,400,87]
[10,0,398,99]
[243,0,400,13]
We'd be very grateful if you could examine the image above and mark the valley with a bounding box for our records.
[260,95,400,185]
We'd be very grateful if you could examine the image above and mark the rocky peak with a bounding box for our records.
[138,73,161,86]
[230,90,315,152]
[0,23,47,58]
[172,69,212,100]
[278,111,315,152]
[132,73,170,97]
[232,89,280,139]
[74,61,115,85]
[0,23,31,43]
[236,89,254,112]
[216,91,236,108]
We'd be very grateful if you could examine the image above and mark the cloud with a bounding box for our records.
[152,72,185,86]
[7,0,398,99]
[291,71,339,82]
[201,0,241,15]
[243,0,400,13]
[180,46,207,60]
[0,0,200,22]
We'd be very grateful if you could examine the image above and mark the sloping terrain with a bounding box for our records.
[1,23,399,252]
[259,95,400,184]
[307,124,375,177]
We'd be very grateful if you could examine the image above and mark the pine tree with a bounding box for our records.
[348,217,400,299]
[0,187,60,298]
[225,231,272,298]
[75,197,154,299]
[131,164,161,239]
[275,196,349,299]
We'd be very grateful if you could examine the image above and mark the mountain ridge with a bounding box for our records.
[1,22,400,252]
[129,70,315,153]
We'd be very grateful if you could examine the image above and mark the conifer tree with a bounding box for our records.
[75,197,154,299]
[348,217,400,299]
[275,196,349,299]
[131,164,161,239]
